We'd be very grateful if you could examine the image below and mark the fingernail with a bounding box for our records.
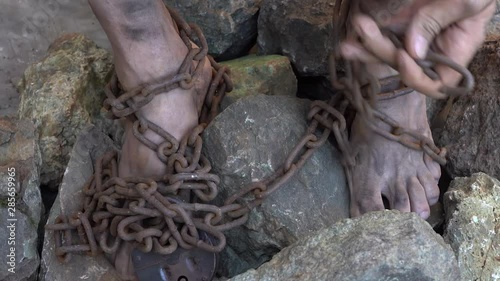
[414,35,428,59]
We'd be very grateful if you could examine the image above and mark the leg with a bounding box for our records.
[349,64,441,219]
[88,0,212,178]
[87,0,212,278]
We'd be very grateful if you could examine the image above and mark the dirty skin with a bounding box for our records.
[88,0,212,279]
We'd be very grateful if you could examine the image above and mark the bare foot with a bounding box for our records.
[349,65,441,219]
[88,0,212,279]
[89,0,212,178]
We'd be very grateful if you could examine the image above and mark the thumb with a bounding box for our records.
[406,0,487,59]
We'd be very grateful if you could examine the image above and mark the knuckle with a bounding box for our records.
[393,193,410,208]
[416,10,442,38]
[459,0,486,13]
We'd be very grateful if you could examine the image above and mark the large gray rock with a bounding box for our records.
[257,0,336,76]
[436,37,500,179]
[164,0,262,60]
[18,33,114,188]
[0,117,42,281]
[230,211,460,281]
[203,95,349,277]
[40,126,121,281]
[444,173,500,281]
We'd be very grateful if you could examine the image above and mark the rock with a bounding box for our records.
[0,117,42,281]
[426,97,447,126]
[486,1,500,37]
[230,211,460,281]
[487,14,500,36]
[297,76,335,101]
[257,0,336,76]
[220,55,297,109]
[18,33,114,188]
[40,126,121,281]
[163,0,262,60]
[444,173,500,281]
[203,95,349,277]
[436,37,500,179]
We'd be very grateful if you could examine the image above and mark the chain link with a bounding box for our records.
[46,3,473,265]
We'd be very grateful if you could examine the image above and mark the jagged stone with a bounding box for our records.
[257,0,336,76]
[444,173,500,281]
[220,55,297,109]
[163,0,262,60]
[487,2,500,35]
[436,37,500,179]
[18,33,114,188]
[0,117,42,281]
[203,95,349,277]
[230,211,460,281]
[40,126,121,281]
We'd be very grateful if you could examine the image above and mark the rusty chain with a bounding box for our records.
[46,3,474,265]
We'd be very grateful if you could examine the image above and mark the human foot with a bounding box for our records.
[89,0,212,179]
[349,66,441,219]
[88,0,213,279]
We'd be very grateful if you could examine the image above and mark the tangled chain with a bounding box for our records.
[46,3,474,264]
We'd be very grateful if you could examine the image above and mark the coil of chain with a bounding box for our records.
[46,3,474,264]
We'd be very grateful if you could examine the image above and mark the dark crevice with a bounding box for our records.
[37,184,58,256]
[296,75,335,101]
[433,167,452,235]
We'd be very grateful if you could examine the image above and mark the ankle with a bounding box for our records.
[138,88,199,142]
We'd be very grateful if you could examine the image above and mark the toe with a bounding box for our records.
[351,172,385,217]
[391,178,411,213]
[424,153,441,180]
[418,172,440,206]
[357,193,385,215]
[351,189,385,217]
[408,176,430,219]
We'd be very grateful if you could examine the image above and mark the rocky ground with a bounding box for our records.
[1,1,500,281]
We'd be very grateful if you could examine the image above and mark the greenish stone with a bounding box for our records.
[17,33,114,188]
[220,55,297,110]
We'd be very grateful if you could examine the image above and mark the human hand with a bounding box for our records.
[340,0,496,98]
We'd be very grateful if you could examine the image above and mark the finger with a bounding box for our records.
[432,16,490,88]
[396,50,447,99]
[352,14,399,67]
[340,41,381,63]
[406,0,494,59]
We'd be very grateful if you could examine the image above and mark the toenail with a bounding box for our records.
[418,211,429,219]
